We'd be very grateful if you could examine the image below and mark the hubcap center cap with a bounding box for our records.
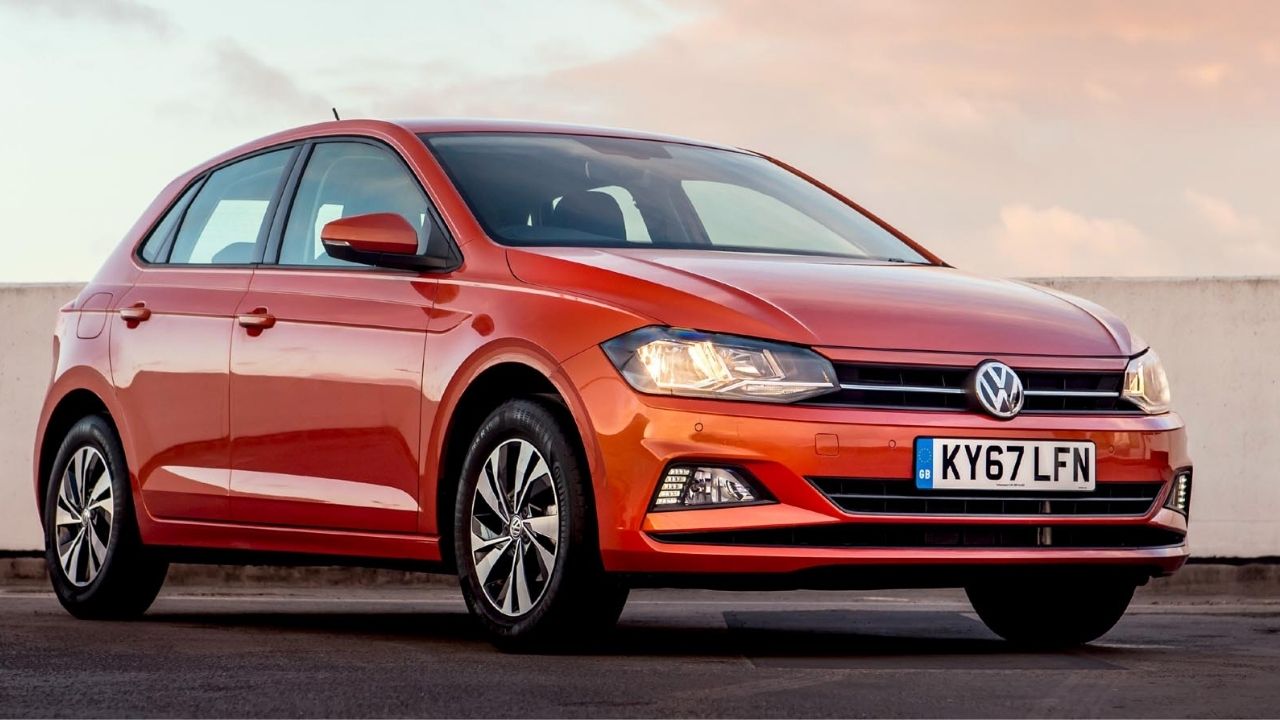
[508,515,525,540]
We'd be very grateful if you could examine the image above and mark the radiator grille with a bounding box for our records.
[806,363,1141,414]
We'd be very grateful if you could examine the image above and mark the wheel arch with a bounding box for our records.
[430,346,601,567]
[35,387,119,518]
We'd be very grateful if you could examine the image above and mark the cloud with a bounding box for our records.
[982,205,1170,277]
[1181,190,1278,269]
[1183,190,1262,236]
[7,0,1280,279]
[305,0,1280,277]
[1182,62,1230,87]
[209,41,329,118]
[0,0,171,36]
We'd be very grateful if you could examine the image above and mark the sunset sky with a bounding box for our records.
[2,0,1276,281]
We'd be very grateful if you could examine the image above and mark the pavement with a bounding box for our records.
[1,583,1279,718]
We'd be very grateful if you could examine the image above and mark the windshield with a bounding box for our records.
[421,133,930,263]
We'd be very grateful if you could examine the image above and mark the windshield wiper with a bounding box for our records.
[864,255,931,265]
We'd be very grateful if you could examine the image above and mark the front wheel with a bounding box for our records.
[44,415,168,619]
[966,575,1136,648]
[453,398,628,650]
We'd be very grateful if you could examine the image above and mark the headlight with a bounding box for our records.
[1122,349,1171,414]
[602,326,838,403]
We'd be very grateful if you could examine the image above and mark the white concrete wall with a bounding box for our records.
[1036,277,1280,558]
[0,278,1275,557]
[1,283,83,551]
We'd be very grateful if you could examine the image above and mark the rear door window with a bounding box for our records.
[168,149,293,265]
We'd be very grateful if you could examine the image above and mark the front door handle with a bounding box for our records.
[119,303,151,324]
[237,308,276,330]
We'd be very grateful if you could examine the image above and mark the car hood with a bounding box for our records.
[506,247,1137,357]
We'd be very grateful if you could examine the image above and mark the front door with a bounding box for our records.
[228,140,445,532]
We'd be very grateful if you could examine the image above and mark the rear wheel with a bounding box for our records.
[453,398,628,650]
[44,415,168,619]
[966,575,1136,648]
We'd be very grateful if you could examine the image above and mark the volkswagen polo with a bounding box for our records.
[34,119,1191,649]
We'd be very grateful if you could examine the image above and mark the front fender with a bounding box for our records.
[420,337,604,536]
[419,270,653,537]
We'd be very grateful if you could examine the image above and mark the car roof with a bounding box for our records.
[179,118,756,198]
[392,117,744,152]
[208,118,746,167]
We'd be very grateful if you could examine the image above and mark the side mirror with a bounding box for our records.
[320,213,452,271]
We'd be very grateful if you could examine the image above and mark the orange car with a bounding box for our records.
[34,119,1190,648]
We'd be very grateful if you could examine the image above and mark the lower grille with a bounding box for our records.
[650,524,1185,550]
[810,478,1164,517]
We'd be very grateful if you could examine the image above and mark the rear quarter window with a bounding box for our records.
[137,182,201,263]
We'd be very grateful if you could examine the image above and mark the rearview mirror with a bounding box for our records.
[320,213,453,271]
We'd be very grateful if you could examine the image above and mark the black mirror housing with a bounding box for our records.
[323,242,457,272]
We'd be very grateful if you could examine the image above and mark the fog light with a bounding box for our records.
[650,465,766,511]
[1165,470,1192,516]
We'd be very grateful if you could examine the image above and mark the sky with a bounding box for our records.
[1,0,1277,282]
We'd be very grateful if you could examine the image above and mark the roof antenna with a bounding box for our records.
[331,107,341,121]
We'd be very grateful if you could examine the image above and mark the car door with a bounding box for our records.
[112,147,297,521]
[228,139,445,532]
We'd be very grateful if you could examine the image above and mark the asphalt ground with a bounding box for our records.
[1,584,1278,718]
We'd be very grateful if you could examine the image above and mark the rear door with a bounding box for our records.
[227,139,445,532]
[112,147,297,521]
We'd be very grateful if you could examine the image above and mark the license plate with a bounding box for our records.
[914,438,1096,491]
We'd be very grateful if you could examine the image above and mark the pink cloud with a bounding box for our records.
[0,0,171,36]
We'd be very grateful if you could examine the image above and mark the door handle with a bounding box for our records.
[119,303,151,323]
[237,308,276,330]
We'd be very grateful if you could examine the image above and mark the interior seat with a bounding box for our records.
[550,190,626,240]
[211,242,255,264]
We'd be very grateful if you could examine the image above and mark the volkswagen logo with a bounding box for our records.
[969,360,1024,419]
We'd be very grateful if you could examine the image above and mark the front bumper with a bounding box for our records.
[561,349,1190,584]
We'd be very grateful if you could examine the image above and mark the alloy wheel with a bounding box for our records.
[53,446,114,588]
[469,438,560,617]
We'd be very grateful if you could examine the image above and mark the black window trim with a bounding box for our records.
[261,142,313,267]
[137,175,207,264]
[133,141,302,270]
[261,135,462,275]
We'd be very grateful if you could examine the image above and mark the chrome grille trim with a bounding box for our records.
[1023,389,1120,398]
[839,383,965,394]
[837,385,1121,399]
[812,362,1140,414]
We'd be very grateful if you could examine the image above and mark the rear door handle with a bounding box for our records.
[119,303,151,323]
[237,308,276,330]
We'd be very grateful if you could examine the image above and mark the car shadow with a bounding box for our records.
[140,605,1129,667]
[145,608,481,643]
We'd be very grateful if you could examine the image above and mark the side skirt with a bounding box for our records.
[138,515,443,567]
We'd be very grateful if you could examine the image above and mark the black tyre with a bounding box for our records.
[453,398,628,650]
[966,575,1136,648]
[43,415,168,619]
